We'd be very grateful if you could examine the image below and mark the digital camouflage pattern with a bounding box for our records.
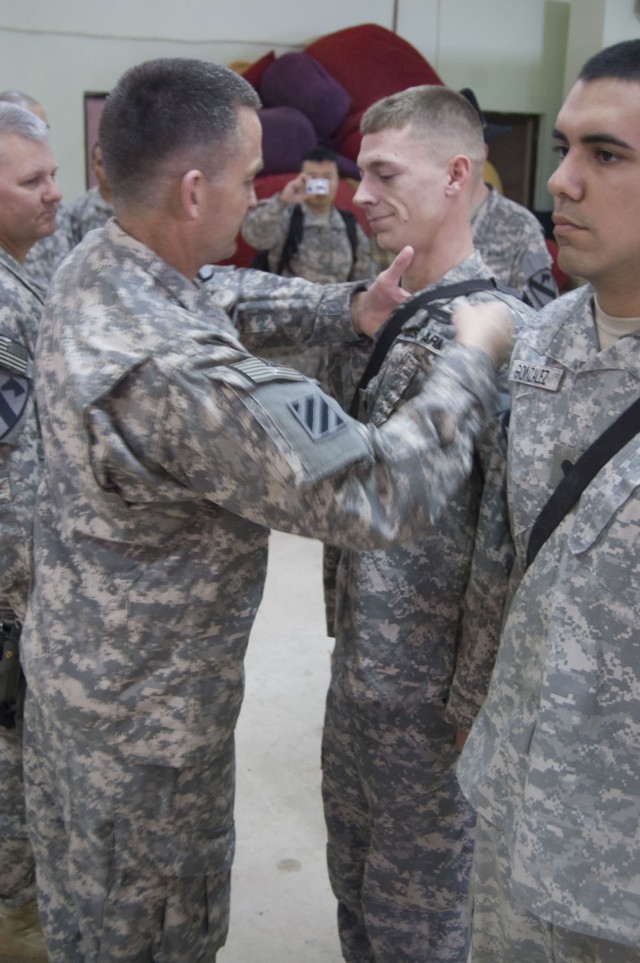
[21,220,502,961]
[241,193,377,284]
[322,251,536,962]
[0,250,43,615]
[471,186,558,308]
[22,201,74,296]
[458,284,640,954]
[69,186,114,244]
[0,249,44,906]
[241,194,377,387]
[469,814,640,963]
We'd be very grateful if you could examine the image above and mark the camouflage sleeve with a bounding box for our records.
[239,194,291,253]
[90,342,500,552]
[201,267,367,356]
[444,413,514,730]
[0,348,39,615]
[348,224,378,282]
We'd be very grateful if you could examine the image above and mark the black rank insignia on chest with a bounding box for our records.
[289,392,347,440]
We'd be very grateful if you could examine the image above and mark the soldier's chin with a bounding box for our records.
[374,232,401,256]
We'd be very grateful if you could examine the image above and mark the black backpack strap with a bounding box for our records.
[349,278,501,418]
[526,395,640,569]
[270,206,358,275]
[338,209,358,263]
[276,203,304,275]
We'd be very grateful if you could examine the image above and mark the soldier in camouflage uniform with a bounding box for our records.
[0,91,74,296]
[21,202,74,295]
[457,39,640,963]
[320,86,535,963]
[241,146,376,387]
[0,102,61,962]
[70,143,114,243]
[459,89,559,310]
[241,147,376,285]
[471,186,557,308]
[19,59,512,963]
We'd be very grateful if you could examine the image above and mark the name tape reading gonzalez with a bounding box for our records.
[510,358,564,392]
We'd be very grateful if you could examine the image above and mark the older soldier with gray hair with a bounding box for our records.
[0,91,74,295]
[458,38,640,963]
[0,101,60,962]
[319,85,535,963]
[19,58,512,962]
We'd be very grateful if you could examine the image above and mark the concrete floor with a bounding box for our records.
[218,530,343,963]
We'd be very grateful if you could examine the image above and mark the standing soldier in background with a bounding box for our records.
[460,88,559,309]
[0,101,60,962]
[70,142,114,243]
[0,90,74,295]
[241,146,376,387]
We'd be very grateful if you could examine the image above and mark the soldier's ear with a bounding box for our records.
[445,154,472,195]
[180,169,206,220]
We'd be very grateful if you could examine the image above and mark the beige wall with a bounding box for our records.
[7,0,632,213]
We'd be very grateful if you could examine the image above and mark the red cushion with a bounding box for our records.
[241,50,276,89]
[335,109,366,163]
[305,24,442,113]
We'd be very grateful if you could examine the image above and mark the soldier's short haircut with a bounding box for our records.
[303,146,338,166]
[0,102,48,158]
[360,85,485,171]
[99,57,261,207]
[579,39,640,83]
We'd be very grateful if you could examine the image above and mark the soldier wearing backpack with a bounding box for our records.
[241,147,376,386]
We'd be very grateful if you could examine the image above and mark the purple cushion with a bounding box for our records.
[257,106,318,175]
[259,52,351,139]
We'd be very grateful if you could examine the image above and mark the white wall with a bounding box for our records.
[0,0,586,210]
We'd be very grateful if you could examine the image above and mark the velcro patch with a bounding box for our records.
[510,358,564,391]
[0,336,28,376]
[528,268,557,308]
[230,357,307,385]
[0,371,29,440]
[289,392,348,440]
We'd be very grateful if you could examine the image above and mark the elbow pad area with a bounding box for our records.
[213,357,373,487]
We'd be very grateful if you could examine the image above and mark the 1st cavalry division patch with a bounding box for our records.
[0,371,28,440]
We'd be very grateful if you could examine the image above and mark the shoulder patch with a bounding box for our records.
[527,268,557,308]
[0,335,29,376]
[230,357,307,385]
[0,371,29,440]
[289,392,348,440]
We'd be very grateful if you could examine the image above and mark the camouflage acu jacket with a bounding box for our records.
[328,252,535,729]
[22,221,501,768]
[472,186,558,309]
[0,248,44,616]
[458,284,640,946]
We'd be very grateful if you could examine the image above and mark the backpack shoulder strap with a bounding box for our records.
[338,209,358,261]
[350,278,502,417]
[276,203,304,275]
[525,395,640,569]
